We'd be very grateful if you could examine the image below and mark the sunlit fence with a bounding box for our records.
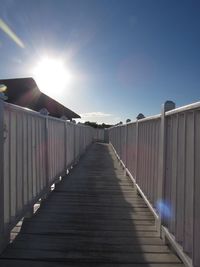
[0,100,95,252]
[108,101,200,267]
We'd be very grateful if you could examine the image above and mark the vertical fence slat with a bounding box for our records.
[194,110,200,267]
[45,116,49,188]
[10,111,17,218]
[184,112,194,256]
[0,100,6,251]
[157,105,166,229]
[175,113,185,244]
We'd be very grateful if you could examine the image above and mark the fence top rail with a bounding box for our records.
[109,114,161,130]
[126,121,137,126]
[108,101,200,129]
[165,101,200,116]
[4,101,71,123]
[137,114,161,123]
[109,121,138,130]
[69,122,94,129]
[3,101,93,130]
[4,101,48,120]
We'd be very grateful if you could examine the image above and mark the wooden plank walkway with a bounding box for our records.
[0,143,184,267]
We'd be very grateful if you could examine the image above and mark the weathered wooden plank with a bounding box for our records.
[1,249,181,263]
[9,242,171,253]
[18,221,157,232]
[0,260,185,267]
[25,217,155,226]
[17,227,159,237]
[30,213,154,221]
[38,203,149,210]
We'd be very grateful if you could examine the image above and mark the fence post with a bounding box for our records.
[0,99,5,251]
[64,121,67,172]
[40,109,51,201]
[135,119,139,183]
[158,100,175,235]
[135,114,145,183]
[124,124,127,174]
[0,99,9,252]
[45,115,50,189]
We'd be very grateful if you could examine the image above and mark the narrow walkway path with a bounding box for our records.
[0,143,183,267]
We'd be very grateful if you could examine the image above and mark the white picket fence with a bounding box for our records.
[108,101,200,267]
[0,100,96,252]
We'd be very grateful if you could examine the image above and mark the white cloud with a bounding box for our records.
[80,111,112,118]
[76,111,122,125]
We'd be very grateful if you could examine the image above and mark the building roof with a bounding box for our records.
[0,77,80,119]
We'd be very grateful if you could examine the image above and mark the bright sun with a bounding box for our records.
[32,57,71,96]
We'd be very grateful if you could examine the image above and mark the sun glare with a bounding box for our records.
[32,57,72,96]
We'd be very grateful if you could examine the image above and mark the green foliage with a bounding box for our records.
[84,121,112,129]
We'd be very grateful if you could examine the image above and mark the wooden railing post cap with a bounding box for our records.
[0,93,8,101]
[61,115,68,120]
[40,108,49,116]
[0,84,7,101]
[163,100,176,112]
[136,113,145,120]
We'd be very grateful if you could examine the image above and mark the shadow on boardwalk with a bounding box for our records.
[0,143,183,267]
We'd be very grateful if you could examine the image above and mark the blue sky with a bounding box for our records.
[0,0,200,124]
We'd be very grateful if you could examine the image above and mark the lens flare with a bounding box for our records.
[156,200,172,219]
[0,84,7,93]
[0,18,25,48]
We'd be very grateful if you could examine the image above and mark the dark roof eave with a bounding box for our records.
[0,77,80,119]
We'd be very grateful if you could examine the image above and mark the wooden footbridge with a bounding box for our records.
[0,143,183,266]
[0,99,199,267]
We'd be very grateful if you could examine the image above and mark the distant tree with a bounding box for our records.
[115,121,123,126]
[84,121,112,129]
[126,119,131,123]
[85,121,98,128]
[102,123,112,129]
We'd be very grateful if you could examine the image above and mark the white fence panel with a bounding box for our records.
[66,122,75,167]
[108,101,200,267]
[126,122,137,178]
[137,118,160,207]
[164,109,200,262]
[3,103,47,230]
[47,118,65,185]
[0,101,95,252]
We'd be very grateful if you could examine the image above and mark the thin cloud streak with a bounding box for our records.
[80,112,112,118]
[0,18,25,48]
